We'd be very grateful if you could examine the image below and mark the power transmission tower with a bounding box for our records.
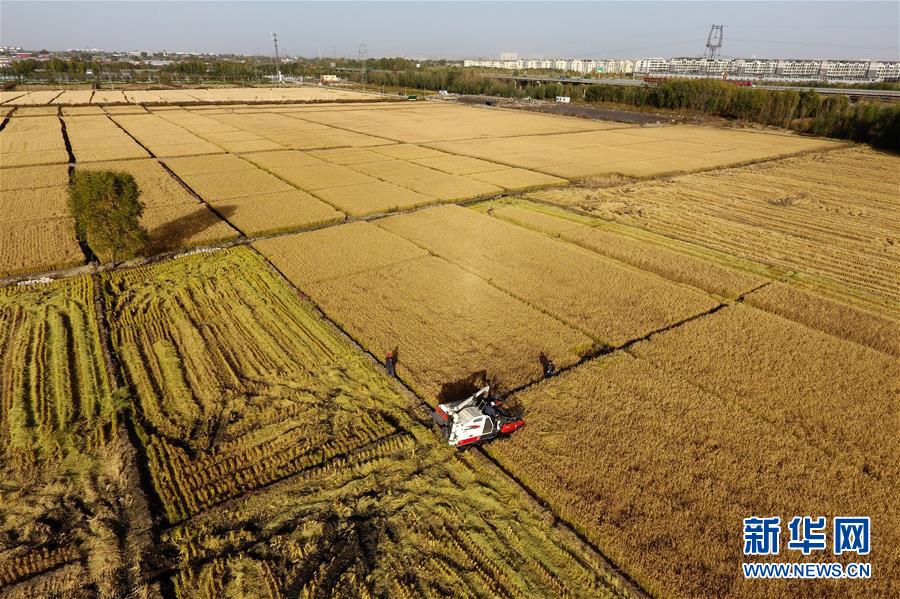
[272,32,282,83]
[704,25,724,60]
[358,43,368,89]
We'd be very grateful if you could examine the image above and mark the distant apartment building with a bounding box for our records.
[738,59,778,77]
[634,58,669,74]
[462,54,899,82]
[596,59,635,74]
[874,61,900,80]
[778,60,823,78]
[825,60,870,79]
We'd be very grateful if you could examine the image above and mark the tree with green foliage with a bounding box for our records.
[68,171,148,264]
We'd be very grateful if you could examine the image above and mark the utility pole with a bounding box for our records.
[358,43,368,90]
[272,32,282,84]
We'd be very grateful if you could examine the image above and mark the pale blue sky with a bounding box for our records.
[2,2,898,60]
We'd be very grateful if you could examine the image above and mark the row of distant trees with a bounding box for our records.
[584,79,900,150]
[1,56,451,85]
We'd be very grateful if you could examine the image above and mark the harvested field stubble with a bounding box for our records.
[103,247,624,598]
[0,278,148,597]
[490,202,771,299]
[489,352,900,599]
[378,205,719,345]
[0,277,112,456]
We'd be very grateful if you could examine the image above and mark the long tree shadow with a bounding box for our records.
[145,204,238,253]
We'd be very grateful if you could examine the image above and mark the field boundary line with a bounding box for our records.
[251,244,651,599]
[369,214,724,350]
[58,112,95,269]
[46,90,65,105]
[0,186,512,287]
[0,105,15,131]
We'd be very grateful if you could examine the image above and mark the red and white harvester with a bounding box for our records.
[431,386,525,448]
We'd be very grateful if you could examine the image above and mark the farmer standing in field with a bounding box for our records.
[385,349,396,377]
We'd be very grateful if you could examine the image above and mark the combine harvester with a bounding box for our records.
[432,386,525,448]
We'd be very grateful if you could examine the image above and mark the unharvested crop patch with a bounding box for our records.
[258,222,594,400]
[429,125,842,180]
[304,254,594,401]
[111,113,224,157]
[0,170,83,276]
[254,220,428,286]
[163,153,344,235]
[103,247,625,598]
[399,172,502,202]
[631,304,900,483]
[63,114,149,162]
[744,281,900,357]
[378,205,719,346]
[0,165,69,190]
[0,114,69,168]
[311,180,437,216]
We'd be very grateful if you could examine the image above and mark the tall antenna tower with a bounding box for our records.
[704,25,724,60]
[358,43,368,88]
[272,32,282,83]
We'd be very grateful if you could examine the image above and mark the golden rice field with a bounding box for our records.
[64,114,149,162]
[531,146,900,314]
[0,163,83,277]
[487,349,899,599]
[255,224,594,401]
[101,247,627,598]
[377,205,718,346]
[2,94,897,599]
[3,99,857,279]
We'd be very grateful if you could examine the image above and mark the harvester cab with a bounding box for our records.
[431,386,525,448]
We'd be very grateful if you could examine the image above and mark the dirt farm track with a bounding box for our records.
[1,87,897,599]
